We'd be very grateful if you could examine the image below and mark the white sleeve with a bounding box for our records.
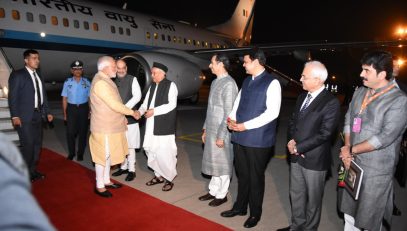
[228,90,241,120]
[124,77,142,108]
[243,79,281,129]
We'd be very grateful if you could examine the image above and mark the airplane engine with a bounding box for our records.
[119,51,204,102]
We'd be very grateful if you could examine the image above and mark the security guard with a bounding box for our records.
[61,60,91,161]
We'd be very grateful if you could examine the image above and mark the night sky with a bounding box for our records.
[91,0,407,85]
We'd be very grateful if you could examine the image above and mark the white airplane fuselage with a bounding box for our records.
[0,0,255,99]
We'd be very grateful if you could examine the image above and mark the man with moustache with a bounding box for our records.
[112,59,141,181]
[89,56,138,197]
[222,48,281,228]
[61,60,90,161]
[8,49,53,182]
[339,51,407,231]
[199,53,238,206]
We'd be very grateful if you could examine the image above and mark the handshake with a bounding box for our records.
[132,109,154,120]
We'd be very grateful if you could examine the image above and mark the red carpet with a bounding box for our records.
[32,148,230,231]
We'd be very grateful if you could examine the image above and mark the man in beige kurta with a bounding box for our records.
[89,56,136,198]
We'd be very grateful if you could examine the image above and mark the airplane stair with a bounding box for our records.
[0,48,19,144]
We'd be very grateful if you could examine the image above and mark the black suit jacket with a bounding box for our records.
[287,89,340,171]
[8,68,49,122]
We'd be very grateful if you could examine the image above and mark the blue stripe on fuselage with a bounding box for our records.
[1,29,157,51]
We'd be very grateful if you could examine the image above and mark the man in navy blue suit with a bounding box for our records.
[8,49,53,182]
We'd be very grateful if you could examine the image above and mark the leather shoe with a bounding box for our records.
[243,216,260,228]
[112,169,128,176]
[31,171,45,182]
[67,154,74,160]
[209,197,227,207]
[276,226,291,231]
[105,183,122,189]
[198,193,215,201]
[94,188,112,198]
[393,206,402,216]
[125,172,136,181]
[220,209,247,217]
[77,155,83,161]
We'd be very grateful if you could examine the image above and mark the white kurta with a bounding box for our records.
[124,78,142,149]
[139,82,178,181]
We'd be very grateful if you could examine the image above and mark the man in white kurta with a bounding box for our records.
[112,59,142,181]
[137,62,178,191]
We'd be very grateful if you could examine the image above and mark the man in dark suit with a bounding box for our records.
[277,61,340,231]
[8,49,53,182]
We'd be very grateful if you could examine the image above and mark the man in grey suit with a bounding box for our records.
[277,61,340,231]
[199,54,238,207]
[339,51,407,231]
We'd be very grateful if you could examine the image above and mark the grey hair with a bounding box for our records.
[305,60,328,82]
[97,56,114,71]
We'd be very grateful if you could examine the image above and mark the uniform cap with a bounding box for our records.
[71,60,83,69]
[152,62,168,73]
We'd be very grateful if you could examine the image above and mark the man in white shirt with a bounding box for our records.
[136,62,178,192]
[221,48,281,228]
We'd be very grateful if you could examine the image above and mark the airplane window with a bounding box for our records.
[167,35,171,41]
[93,23,98,31]
[12,10,20,20]
[26,12,33,22]
[196,41,200,46]
[161,34,165,41]
[243,9,245,17]
[188,39,191,45]
[146,32,151,39]
[110,26,116,33]
[39,14,46,24]
[51,16,58,25]
[119,27,123,35]
[193,40,196,46]
[83,21,89,30]
[173,36,176,43]
[209,43,213,48]
[178,37,182,43]
[63,18,69,27]
[0,8,4,18]
[73,20,79,28]
[154,33,158,39]
[183,38,187,44]
[126,28,130,36]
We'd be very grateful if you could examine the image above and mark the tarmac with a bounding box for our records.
[41,86,407,231]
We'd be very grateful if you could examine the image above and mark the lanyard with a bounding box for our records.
[358,84,395,115]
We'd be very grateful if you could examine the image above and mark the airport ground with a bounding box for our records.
[41,84,407,230]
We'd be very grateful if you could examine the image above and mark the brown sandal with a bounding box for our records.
[146,176,164,186]
[162,181,174,191]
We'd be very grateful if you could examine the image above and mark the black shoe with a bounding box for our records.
[105,183,122,189]
[243,216,260,228]
[209,197,227,207]
[125,172,136,181]
[67,154,74,160]
[94,188,112,198]
[221,209,247,217]
[393,206,402,216]
[112,169,128,176]
[77,155,83,161]
[276,226,291,231]
[199,193,215,201]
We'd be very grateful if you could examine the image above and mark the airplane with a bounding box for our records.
[1,0,406,103]
[0,0,256,102]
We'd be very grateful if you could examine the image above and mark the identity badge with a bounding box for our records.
[352,117,362,133]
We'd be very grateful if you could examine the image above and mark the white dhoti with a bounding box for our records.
[143,115,177,181]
